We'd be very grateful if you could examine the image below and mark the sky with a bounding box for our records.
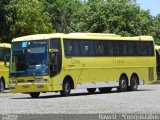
[137,0,160,16]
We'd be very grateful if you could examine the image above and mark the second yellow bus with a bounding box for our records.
[0,43,11,92]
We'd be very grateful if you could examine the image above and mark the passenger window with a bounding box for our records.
[107,41,114,56]
[73,41,80,56]
[79,41,87,56]
[0,48,4,61]
[136,42,147,55]
[64,40,73,56]
[96,41,104,56]
[146,42,154,56]
[127,42,135,56]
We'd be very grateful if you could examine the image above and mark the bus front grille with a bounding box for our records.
[17,80,35,83]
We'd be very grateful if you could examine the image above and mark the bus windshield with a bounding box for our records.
[10,40,48,77]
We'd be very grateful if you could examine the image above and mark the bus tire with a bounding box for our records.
[99,87,112,93]
[87,88,96,94]
[0,79,5,92]
[30,92,40,98]
[129,75,139,91]
[118,75,128,92]
[60,80,71,97]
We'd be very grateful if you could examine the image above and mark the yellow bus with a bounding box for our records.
[0,43,11,92]
[155,45,160,80]
[9,33,157,98]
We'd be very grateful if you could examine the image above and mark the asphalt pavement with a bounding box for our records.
[0,85,160,115]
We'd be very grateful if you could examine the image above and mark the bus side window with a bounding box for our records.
[0,47,4,61]
[87,41,95,56]
[138,42,147,55]
[95,41,104,56]
[79,41,86,56]
[4,48,10,62]
[64,40,73,56]
[146,42,154,56]
[85,45,89,55]
[64,40,80,57]
[127,41,135,56]
[113,41,120,56]
[121,41,128,56]
[107,41,114,56]
[79,41,95,56]
[73,41,80,56]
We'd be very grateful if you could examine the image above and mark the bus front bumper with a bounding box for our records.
[9,83,52,93]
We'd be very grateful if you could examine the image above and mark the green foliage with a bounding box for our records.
[9,0,54,38]
[105,0,154,36]
[0,0,12,42]
[69,0,154,37]
[0,0,160,42]
[153,14,160,44]
[43,0,81,33]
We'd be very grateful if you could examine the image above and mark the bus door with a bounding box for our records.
[0,46,10,89]
[49,39,62,78]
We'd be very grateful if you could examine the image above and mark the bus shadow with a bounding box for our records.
[11,89,153,99]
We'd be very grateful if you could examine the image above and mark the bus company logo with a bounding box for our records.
[2,114,18,120]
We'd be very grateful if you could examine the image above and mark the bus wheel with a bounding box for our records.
[99,87,112,93]
[0,79,5,92]
[30,92,40,98]
[87,88,96,94]
[118,76,128,92]
[60,80,71,97]
[129,75,139,91]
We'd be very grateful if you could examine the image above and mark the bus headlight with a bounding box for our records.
[34,78,48,83]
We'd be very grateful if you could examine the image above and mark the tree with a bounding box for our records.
[0,0,12,42]
[69,0,107,32]
[9,0,54,39]
[153,14,160,44]
[0,0,159,43]
[69,0,154,37]
[43,0,82,33]
[104,0,154,36]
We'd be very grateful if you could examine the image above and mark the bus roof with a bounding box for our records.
[0,43,11,48]
[12,33,154,42]
[67,33,121,37]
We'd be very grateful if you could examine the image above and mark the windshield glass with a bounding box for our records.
[10,40,48,77]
